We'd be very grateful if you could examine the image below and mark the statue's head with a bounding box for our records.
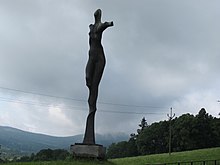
[94,9,102,22]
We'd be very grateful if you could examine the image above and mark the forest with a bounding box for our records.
[107,108,220,158]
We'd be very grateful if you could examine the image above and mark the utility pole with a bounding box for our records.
[0,145,1,160]
[167,107,175,155]
[218,100,220,115]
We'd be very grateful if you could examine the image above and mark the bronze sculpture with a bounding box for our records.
[83,9,113,144]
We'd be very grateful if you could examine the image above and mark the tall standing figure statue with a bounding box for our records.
[83,9,113,144]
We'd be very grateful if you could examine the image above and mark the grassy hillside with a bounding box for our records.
[3,147,220,165]
[112,147,220,165]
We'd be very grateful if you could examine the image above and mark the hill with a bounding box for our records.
[111,147,220,165]
[0,126,128,157]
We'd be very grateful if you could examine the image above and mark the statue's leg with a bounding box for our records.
[83,61,105,144]
[83,110,96,144]
[85,56,95,89]
[83,86,98,144]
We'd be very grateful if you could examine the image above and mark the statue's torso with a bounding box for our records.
[88,23,105,62]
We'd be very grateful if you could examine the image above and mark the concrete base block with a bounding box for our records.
[70,143,106,160]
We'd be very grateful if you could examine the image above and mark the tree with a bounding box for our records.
[126,137,139,157]
[137,117,148,135]
[33,149,70,161]
[107,141,128,158]
[107,117,148,158]
[136,121,169,155]
[34,149,53,161]
[17,156,31,162]
[172,113,195,151]
[193,108,215,149]
[211,117,220,147]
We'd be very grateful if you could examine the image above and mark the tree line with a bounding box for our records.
[8,149,70,162]
[107,108,220,158]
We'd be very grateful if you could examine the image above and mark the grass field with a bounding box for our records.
[111,147,220,165]
[4,147,220,165]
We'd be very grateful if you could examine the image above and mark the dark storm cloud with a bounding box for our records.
[0,0,220,136]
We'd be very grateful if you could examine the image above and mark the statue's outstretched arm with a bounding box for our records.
[100,21,114,31]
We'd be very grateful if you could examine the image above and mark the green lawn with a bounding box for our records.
[4,147,220,165]
[111,147,220,165]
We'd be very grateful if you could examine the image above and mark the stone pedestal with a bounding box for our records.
[70,143,106,160]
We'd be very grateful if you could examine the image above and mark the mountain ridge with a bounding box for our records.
[0,126,129,156]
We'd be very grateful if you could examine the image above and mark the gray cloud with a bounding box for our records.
[0,0,219,136]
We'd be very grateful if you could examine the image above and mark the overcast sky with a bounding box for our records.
[0,0,220,137]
